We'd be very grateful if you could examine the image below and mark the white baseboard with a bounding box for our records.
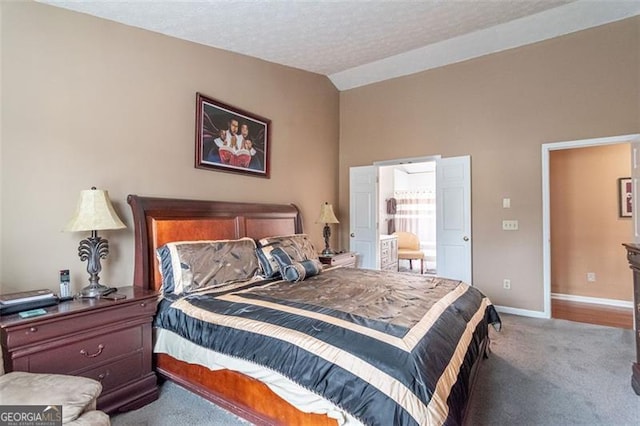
[495,294,634,320]
[494,305,549,318]
[551,293,633,308]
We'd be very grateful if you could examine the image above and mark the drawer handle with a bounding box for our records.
[29,327,38,333]
[80,344,105,358]
[140,302,146,308]
[97,371,109,382]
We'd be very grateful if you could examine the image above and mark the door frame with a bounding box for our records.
[541,133,640,318]
[373,155,442,167]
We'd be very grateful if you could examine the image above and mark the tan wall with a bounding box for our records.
[550,144,633,301]
[0,1,339,293]
[0,2,4,285]
[339,17,640,312]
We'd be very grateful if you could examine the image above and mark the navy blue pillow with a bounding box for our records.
[270,247,323,282]
[255,243,281,278]
[255,234,320,278]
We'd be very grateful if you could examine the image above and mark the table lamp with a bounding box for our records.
[64,187,126,297]
[316,202,339,255]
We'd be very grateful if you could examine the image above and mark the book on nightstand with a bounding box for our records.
[0,289,55,305]
[0,289,58,316]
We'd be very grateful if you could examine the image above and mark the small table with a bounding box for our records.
[318,251,357,268]
[0,286,159,413]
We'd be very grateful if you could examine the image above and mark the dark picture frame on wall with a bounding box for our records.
[619,177,632,217]
[195,93,270,178]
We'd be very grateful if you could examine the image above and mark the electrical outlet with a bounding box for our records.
[503,279,511,289]
[502,220,519,231]
[587,272,596,282]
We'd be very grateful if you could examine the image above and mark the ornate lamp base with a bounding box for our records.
[77,231,112,298]
[80,283,111,298]
[321,223,336,256]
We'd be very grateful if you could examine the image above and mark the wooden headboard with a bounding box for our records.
[127,195,302,291]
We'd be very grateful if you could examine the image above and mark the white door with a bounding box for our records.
[436,156,472,283]
[349,166,378,269]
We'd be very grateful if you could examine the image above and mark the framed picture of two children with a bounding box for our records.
[195,92,270,178]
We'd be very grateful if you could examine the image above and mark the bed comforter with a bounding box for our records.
[155,267,501,426]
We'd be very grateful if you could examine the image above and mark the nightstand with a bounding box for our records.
[0,286,159,414]
[318,251,357,268]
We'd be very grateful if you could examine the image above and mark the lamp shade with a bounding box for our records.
[64,188,126,232]
[316,202,339,224]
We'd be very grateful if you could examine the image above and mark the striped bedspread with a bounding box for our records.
[155,267,501,426]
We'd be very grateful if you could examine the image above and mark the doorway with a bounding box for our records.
[378,162,436,274]
[542,133,640,320]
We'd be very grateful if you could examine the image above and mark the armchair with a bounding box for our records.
[0,352,110,425]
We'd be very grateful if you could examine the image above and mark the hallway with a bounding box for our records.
[551,298,633,329]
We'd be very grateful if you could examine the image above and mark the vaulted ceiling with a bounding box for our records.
[39,1,640,90]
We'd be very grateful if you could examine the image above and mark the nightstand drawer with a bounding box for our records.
[5,299,156,348]
[27,326,143,374]
[80,351,144,393]
[319,252,356,268]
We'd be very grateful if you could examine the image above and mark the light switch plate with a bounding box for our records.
[503,198,511,208]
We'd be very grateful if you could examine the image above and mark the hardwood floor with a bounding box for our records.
[551,298,633,329]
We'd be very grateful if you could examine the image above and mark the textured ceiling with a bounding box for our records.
[38,1,640,90]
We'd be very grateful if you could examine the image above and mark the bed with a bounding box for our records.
[128,195,500,426]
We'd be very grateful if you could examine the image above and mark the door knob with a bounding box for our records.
[463,236,469,241]
[350,233,355,237]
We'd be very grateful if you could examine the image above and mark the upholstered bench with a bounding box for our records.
[0,371,110,425]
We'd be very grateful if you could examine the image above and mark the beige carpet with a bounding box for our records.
[465,313,638,425]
